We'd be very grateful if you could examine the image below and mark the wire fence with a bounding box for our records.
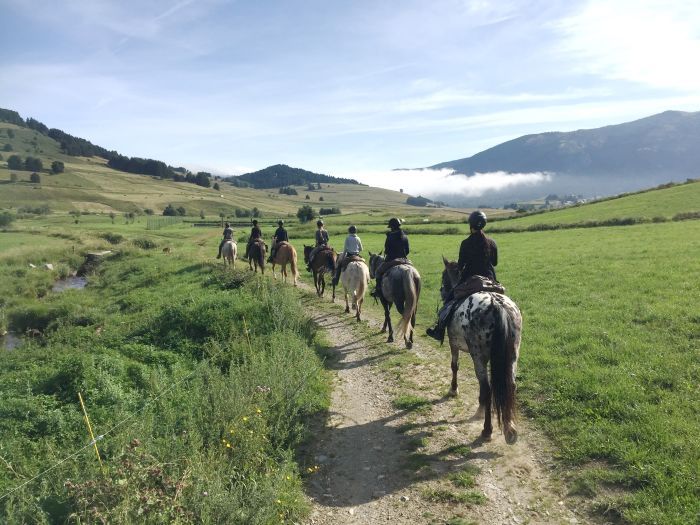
[146,216,183,230]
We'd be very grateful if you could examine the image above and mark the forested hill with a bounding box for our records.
[0,107,210,187]
[234,164,359,188]
[429,110,700,178]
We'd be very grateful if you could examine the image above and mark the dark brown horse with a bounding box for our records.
[441,259,522,444]
[368,253,421,349]
[303,245,336,297]
[248,240,266,274]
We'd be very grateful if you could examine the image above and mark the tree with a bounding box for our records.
[319,196,324,201]
[305,194,310,200]
[7,129,15,139]
[30,172,41,184]
[24,157,43,172]
[163,204,178,216]
[176,206,187,216]
[400,188,404,193]
[0,211,14,227]
[0,153,3,161]
[143,208,154,215]
[200,210,205,219]
[194,172,211,187]
[51,161,65,174]
[10,173,18,182]
[2,144,11,152]
[296,204,314,223]
[252,207,261,218]
[7,154,22,170]
[213,182,220,191]
[69,210,81,223]
[109,212,116,224]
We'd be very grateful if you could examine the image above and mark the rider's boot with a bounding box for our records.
[426,323,445,342]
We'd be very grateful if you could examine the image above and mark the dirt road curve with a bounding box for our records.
[298,286,591,525]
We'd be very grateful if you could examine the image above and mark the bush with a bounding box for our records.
[10,173,18,182]
[7,154,22,169]
[51,160,65,174]
[672,211,700,221]
[162,204,178,216]
[99,232,126,244]
[143,208,154,215]
[0,211,14,227]
[279,186,298,195]
[213,182,220,191]
[296,204,314,223]
[30,172,41,184]
[319,207,341,215]
[25,156,43,172]
[132,238,158,249]
[2,143,12,152]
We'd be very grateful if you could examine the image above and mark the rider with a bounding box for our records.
[270,220,289,261]
[307,219,329,271]
[373,217,409,298]
[245,219,263,260]
[332,225,363,286]
[216,222,234,259]
[426,210,498,341]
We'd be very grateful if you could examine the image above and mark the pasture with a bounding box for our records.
[1,197,698,523]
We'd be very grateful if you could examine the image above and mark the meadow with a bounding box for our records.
[1,177,699,523]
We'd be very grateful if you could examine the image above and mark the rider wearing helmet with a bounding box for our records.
[373,217,410,298]
[245,219,263,260]
[216,222,234,259]
[426,210,498,341]
[332,225,363,286]
[307,219,330,271]
[269,220,289,261]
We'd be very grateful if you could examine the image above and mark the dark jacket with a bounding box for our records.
[274,227,288,242]
[222,227,233,240]
[250,226,262,240]
[384,229,409,260]
[458,233,498,281]
[315,229,329,246]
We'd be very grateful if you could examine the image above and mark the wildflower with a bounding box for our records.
[226,443,231,448]
[276,499,282,504]
[256,408,262,414]
[286,475,291,481]
[242,416,249,422]
[202,491,209,496]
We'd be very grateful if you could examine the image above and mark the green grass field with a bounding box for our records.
[2,133,699,524]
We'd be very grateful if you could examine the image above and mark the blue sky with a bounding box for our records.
[2,0,700,192]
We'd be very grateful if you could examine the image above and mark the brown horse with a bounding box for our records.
[270,241,298,286]
[248,240,266,274]
[303,245,336,297]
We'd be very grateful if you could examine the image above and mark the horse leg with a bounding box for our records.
[344,290,350,313]
[384,303,394,343]
[356,294,362,322]
[272,263,277,279]
[448,340,460,397]
[471,354,492,439]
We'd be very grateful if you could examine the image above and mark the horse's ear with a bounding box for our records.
[368,251,374,257]
[378,250,383,256]
[442,255,449,267]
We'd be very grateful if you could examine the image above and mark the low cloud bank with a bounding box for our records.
[342,168,552,198]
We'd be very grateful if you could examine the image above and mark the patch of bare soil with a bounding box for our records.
[298,285,592,525]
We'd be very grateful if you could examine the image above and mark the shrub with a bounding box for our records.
[25,156,43,172]
[2,143,12,152]
[296,205,314,223]
[99,232,126,244]
[279,186,298,195]
[0,211,14,227]
[51,160,65,174]
[672,211,700,221]
[10,173,18,182]
[132,238,158,249]
[162,204,178,216]
[30,172,41,183]
[7,154,22,169]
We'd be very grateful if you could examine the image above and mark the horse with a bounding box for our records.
[332,255,370,321]
[221,240,237,268]
[303,245,336,297]
[441,258,522,445]
[270,241,299,286]
[368,253,421,349]
[248,240,266,274]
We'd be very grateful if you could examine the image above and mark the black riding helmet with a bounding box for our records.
[348,225,357,234]
[224,222,230,228]
[468,210,487,230]
[252,219,258,225]
[278,220,284,226]
[317,219,324,227]
[388,217,401,230]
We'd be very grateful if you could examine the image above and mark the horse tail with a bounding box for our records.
[490,303,516,436]
[290,247,298,277]
[396,270,419,341]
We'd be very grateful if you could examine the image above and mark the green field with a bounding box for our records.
[1,149,699,523]
[490,180,700,231]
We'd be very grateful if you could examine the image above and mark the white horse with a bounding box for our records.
[333,256,370,321]
[222,240,237,268]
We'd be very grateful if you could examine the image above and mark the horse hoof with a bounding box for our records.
[480,429,493,441]
[448,388,459,397]
[504,429,518,445]
[345,307,350,313]
[405,340,413,350]
[387,336,394,343]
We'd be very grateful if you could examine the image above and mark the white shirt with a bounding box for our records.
[343,234,363,254]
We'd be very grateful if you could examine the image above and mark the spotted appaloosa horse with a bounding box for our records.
[441,259,522,444]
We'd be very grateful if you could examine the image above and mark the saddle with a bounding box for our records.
[340,254,365,271]
[377,257,412,277]
[451,276,505,301]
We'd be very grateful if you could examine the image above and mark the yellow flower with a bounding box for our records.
[226,443,231,448]
[286,475,291,481]
[276,499,282,504]
[256,408,262,414]
[242,416,248,422]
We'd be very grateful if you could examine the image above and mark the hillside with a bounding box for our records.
[488,179,700,231]
[426,110,700,204]
[233,164,359,188]
[0,123,467,220]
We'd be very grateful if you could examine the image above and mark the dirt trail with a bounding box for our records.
[297,282,592,525]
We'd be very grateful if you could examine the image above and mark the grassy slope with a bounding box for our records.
[492,180,700,229]
[0,123,476,220]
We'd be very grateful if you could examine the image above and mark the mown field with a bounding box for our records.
[1,177,699,523]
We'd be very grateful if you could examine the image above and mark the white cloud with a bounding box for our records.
[555,0,700,91]
[338,168,551,198]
